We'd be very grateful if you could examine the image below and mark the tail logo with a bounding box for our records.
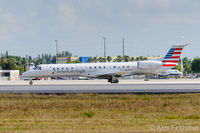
[162,44,187,67]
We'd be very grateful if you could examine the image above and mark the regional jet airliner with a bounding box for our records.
[22,44,187,85]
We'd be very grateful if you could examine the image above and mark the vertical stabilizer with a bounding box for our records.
[162,44,188,67]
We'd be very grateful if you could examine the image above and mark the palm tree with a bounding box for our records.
[92,57,98,63]
[107,56,112,62]
[136,57,140,61]
[98,57,103,62]
[183,57,192,75]
[130,57,135,61]
[88,58,92,63]
[124,55,130,62]
[114,55,123,62]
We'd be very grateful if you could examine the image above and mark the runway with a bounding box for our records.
[0,83,200,94]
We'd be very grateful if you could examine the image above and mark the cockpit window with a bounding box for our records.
[33,66,41,70]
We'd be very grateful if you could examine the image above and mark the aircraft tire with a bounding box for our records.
[108,78,112,82]
[115,79,119,83]
[111,79,119,83]
[29,80,33,85]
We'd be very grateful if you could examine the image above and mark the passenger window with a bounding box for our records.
[57,68,59,71]
[127,66,129,68]
[94,66,96,69]
[123,66,125,68]
[113,66,116,68]
[104,66,106,69]
[71,67,73,69]
[90,67,92,69]
[99,66,101,69]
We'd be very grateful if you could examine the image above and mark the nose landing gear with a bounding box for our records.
[29,80,33,85]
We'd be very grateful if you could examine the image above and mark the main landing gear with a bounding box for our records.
[108,77,119,83]
[144,75,149,81]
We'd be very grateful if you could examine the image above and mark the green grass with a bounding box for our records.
[0,93,199,132]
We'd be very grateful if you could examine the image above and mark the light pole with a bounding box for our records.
[55,40,58,64]
[122,38,125,61]
[103,37,106,62]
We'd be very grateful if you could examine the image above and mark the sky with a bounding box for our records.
[0,0,199,58]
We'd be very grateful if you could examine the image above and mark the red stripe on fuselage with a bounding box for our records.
[163,64,177,67]
[162,60,179,63]
[171,56,180,58]
[175,48,183,50]
[173,52,181,54]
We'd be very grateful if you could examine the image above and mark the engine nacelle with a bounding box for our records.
[137,61,162,69]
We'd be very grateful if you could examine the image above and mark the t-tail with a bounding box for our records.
[162,44,188,68]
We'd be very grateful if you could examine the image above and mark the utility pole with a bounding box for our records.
[103,37,106,62]
[55,40,58,64]
[122,37,125,61]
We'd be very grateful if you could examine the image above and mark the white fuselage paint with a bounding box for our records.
[22,61,171,79]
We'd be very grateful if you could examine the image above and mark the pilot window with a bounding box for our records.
[33,66,42,70]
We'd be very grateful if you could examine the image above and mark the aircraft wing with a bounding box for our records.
[89,70,126,78]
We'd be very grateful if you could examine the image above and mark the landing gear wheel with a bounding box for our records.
[111,79,119,83]
[144,75,149,81]
[29,80,33,85]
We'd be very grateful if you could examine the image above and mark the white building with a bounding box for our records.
[0,70,19,80]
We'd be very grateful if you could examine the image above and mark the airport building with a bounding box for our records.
[57,56,92,64]
[56,57,72,64]
[79,57,92,63]
[0,70,19,80]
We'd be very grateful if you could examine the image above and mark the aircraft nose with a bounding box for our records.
[21,71,30,78]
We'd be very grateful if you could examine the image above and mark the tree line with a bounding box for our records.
[0,51,72,73]
[88,55,147,63]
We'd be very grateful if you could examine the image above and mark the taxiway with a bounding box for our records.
[0,79,200,94]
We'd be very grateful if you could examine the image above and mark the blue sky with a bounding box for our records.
[0,0,199,58]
